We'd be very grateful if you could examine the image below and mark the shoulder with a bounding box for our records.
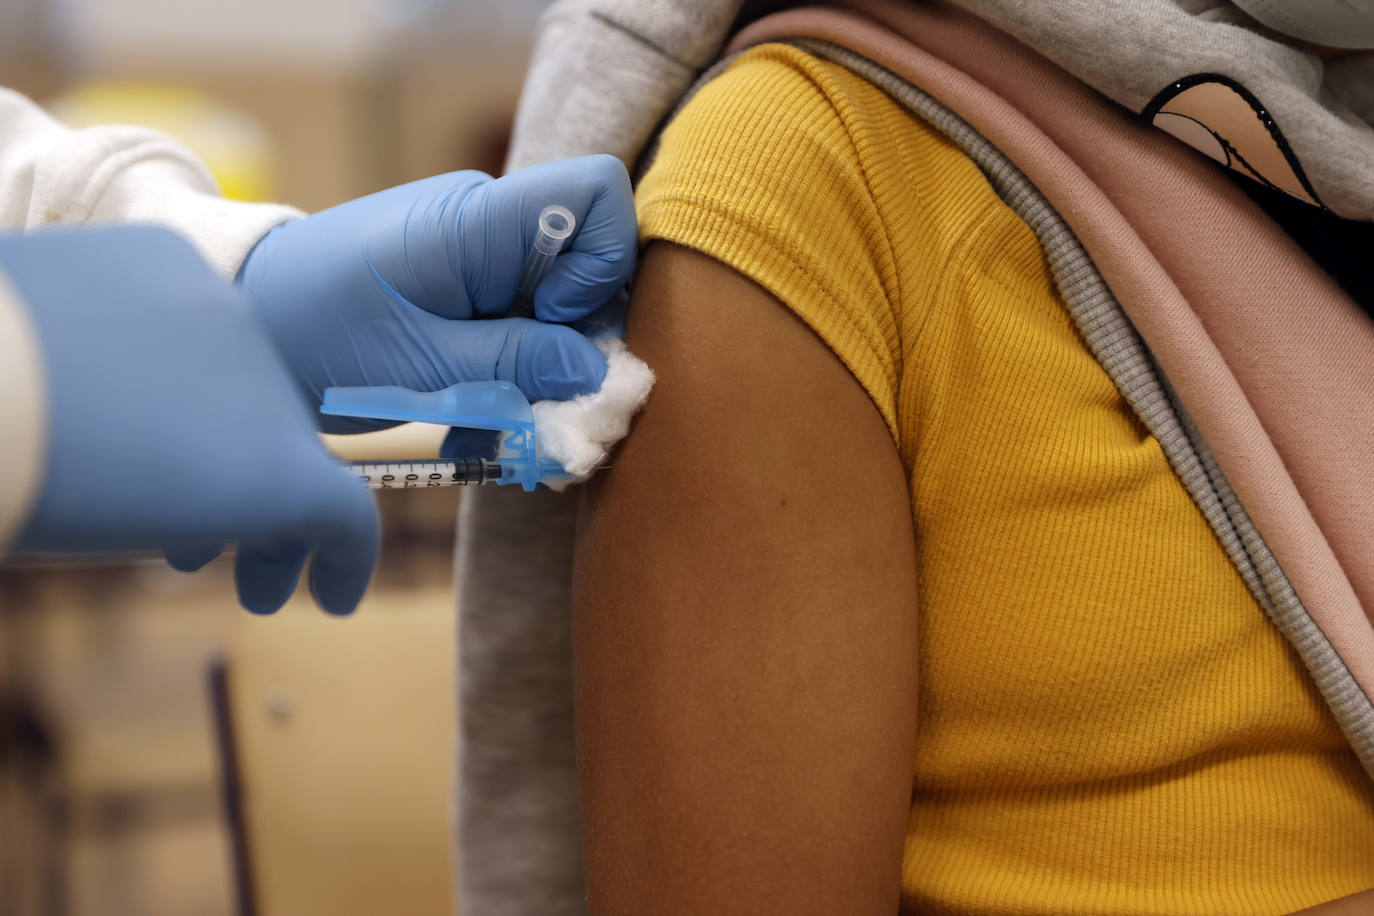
[637,45,926,434]
[637,43,995,440]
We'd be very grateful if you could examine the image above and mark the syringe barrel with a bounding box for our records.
[348,458,504,488]
[511,204,576,315]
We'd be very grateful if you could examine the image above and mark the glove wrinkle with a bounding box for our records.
[456,180,502,316]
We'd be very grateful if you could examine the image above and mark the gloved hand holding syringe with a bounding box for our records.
[330,200,603,492]
[7,155,639,616]
[240,152,636,500]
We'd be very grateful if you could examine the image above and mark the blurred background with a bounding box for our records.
[0,2,554,913]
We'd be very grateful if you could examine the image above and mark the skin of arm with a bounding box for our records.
[1289,888,1374,915]
[572,243,921,915]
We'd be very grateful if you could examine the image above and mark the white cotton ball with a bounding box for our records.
[531,336,655,489]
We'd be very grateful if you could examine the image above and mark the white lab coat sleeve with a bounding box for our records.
[0,271,47,553]
[0,86,302,279]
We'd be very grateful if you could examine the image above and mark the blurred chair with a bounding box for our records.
[210,600,456,916]
[0,684,66,916]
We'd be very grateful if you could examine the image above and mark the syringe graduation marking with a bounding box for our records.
[347,458,503,489]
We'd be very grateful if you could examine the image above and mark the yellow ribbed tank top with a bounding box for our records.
[636,44,1374,914]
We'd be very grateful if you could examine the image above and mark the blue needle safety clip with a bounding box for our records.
[320,381,570,492]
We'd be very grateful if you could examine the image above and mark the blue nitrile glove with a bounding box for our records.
[237,154,637,434]
[4,227,378,616]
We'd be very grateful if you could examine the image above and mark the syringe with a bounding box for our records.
[346,458,504,489]
[509,204,576,318]
[345,457,577,490]
[324,379,570,492]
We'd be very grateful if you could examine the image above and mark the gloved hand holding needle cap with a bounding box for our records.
[237,153,638,433]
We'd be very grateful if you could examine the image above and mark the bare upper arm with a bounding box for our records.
[1289,888,1374,915]
[572,242,920,915]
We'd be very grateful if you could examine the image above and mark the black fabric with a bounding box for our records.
[1234,176,1374,322]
